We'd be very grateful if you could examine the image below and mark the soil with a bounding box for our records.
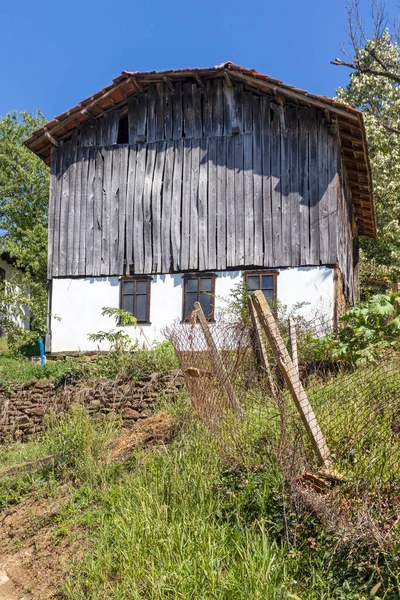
[0,493,80,600]
[0,413,178,599]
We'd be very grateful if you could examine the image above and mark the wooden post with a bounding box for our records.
[288,317,299,375]
[194,302,241,414]
[247,295,278,399]
[250,291,332,468]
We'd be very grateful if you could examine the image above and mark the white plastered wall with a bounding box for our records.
[0,258,30,330]
[50,267,334,352]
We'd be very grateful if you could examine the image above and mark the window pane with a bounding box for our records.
[200,278,212,292]
[123,294,134,315]
[186,278,198,292]
[186,292,198,316]
[200,292,212,317]
[247,276,260,290]
[136,294,147,321]
[262,275,273,289]
[136,280,148,294]
[263,289,274,300]
[123,281,134,294]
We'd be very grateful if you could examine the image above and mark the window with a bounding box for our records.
[183,274,216,321]
[244,271,278,303]
[120,277,151,323]
[117,114,129,144]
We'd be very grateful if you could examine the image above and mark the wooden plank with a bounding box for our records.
[226,136,236,266]
[147,85,157,143]
[327,129,338,264]
[198,137,208,271]
[280,105,290,265]
[223,84,232,135]
[251,290,332,468]
[52,148,63,277]
[213,79,224,137]
[101,147,113,274]
[180,138,192,270]
[234,134,244,266]
[143,142,157,273]
[93,148,104,276]
[66,144,77,276]
[161,140,174,272]
[243,91,253,133]
[261,96,272,267]
[164,85,173,140]
[289,107,300,266]
[252,99,263,266]
[151,141,167,272]
[125,146,137,273]
[194,301,240,414]
[72,148,82,275]
[183,82,194,139]
[207,136,217,270]
[80,122,97,146]
[155,83,164,141]
[59,144,71,276]
[298,108,310,265]
[192,83,202,138]
[48,149,57,279]
[117,147,128,274]
[270,103,282,266]
[216,136,227,270]
[127,95,138,144]
[171,139,183,271]
[172,82,183,140]
[99,110,119,146]
[244,133,254,265]
[248,295,277,399]
[203,80,214,137]
[133,143,147,273]
[318,112,329,264]
[189,139,200,269]
[309,108,320,264]
[136,92,148,141]
[78,148,89,275]
[85,147,96,276]
[233,83,243,133]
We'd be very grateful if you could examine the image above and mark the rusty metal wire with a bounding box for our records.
[165,303,400,551]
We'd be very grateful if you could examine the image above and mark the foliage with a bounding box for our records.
[0,111,49,336]
[45,403,119,486]
[318,293,400,365]
[88,307,137,351]
[336,30,400,283]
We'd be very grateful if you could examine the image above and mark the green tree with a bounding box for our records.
[335,27,400,286]
[0,111,49,336]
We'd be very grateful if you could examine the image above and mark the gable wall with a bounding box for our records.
[48,80,342,278]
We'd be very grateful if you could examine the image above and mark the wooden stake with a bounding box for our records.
[247,295,278,399]
[289,317,299,375]
[250,291,332,468]
[194,302,240,414]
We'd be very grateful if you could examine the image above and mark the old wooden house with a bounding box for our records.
[25,62,375,352]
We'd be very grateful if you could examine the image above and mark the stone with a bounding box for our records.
[24,407,45,416]
[123,408,140,420]
[21,379,39,390]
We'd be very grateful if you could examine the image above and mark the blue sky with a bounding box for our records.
[0,0,398,121]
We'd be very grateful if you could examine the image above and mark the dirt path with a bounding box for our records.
[0,496,78,600]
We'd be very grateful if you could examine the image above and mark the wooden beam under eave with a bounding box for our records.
[44,131,59,147]
[163,77,175,92]
[131,76,142,93]
[193,72,205,88]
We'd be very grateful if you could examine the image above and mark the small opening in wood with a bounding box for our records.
[117,114,129,144]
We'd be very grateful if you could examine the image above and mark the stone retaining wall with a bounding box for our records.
[0,372,184,442]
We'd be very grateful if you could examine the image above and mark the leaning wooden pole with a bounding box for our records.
[194,302,241,414]
[250,291,332,469]
[247,295,278,399]
[288,317,299,375]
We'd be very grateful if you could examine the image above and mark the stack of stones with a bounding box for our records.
[0,371,184,442]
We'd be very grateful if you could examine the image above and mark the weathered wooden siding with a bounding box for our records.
[337,154,355,302]
[48,81,341,278]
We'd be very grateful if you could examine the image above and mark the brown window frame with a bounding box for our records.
[119,276,152,324]
[182,273,217,322]
[243,270,278,304]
